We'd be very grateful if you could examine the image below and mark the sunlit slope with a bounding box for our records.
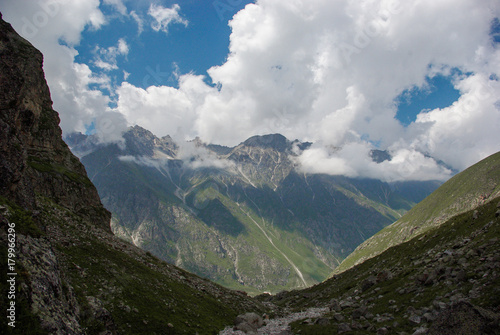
[335,151,500,274]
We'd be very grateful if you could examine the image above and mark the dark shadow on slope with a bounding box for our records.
[197,198,246,237]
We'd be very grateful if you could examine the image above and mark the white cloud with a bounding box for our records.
[94,111,128,144]
[195,0,500,180]
[176,141,236,170]
[109,0,500,180]
[118,140,235,171]
[113,74,212,141]
[294,141,453,182]
[103,0,127,15]
[3,0,500,181]
[118,155,160,168]
[130,10,144,34]
[410,72,500,171]
[2,0,109,135]
[93,38,129,71]
[148,3,188,34]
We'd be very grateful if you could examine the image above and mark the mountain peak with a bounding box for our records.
[242,133,290,152]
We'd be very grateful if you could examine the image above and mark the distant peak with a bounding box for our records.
[242,134,290,152]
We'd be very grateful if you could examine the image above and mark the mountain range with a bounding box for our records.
[66,126,440,294]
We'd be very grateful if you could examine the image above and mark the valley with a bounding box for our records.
[1,12,499,335]
[67,128,440,293]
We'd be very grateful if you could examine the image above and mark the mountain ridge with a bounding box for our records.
[69,125,441,294]
[335,150,500,274]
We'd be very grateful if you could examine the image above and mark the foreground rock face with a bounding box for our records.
[0,13,110,228]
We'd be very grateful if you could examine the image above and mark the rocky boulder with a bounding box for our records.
[234,312,264,334]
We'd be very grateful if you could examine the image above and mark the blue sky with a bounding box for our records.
[2,0,500,182]
[396,74,461,127]
[76,0,254,91]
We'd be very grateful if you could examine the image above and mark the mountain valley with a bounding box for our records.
[67,127,440,293]
[1,12,499,335]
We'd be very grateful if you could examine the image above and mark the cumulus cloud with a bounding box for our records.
[409,73,500,171]
[94,111,128,144]
[294,142,453,182]
[111,0,499,180]
[1,0,110,135]
[148,3,188,34]
[113,73,214,140]
[3,0,500,181]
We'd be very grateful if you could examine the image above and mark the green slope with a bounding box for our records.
[335,151,500,274]
[267,196,500,334]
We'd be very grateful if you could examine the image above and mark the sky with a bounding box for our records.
[2,0,500,182]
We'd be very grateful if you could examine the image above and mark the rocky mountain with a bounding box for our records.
[0,14,267,335]
[335,150,500,274]
[67,125,440,294]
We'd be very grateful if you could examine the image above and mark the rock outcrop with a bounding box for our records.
[0,13,110,228]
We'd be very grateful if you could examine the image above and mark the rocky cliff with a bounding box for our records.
[0,13,109,228]
[0,14,267,335]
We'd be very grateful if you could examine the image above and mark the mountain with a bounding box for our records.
[0,14,267,335]
[68,126,440,294]
[335,150,500,274]
[2,12,498,335]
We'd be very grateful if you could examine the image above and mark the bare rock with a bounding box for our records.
[408,314,421,325]
[428,301,500,335]
[362,276,377,291]
[234,312,264,334]
[338,323,352,333]
[314,318,330,326]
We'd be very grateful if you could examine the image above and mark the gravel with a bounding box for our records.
[219,307,329,335]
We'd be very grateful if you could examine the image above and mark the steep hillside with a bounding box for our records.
[336,151,500,274]
[261,196,500,334]
[69,126,439,294]
[0,14,267,335]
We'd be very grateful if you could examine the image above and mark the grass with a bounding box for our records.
[0,196,43,237]
[27,156,94,187]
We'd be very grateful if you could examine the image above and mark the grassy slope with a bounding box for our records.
[271,196,500,334]
[335,151,500,274]
[0,196,269,335]
[100,160,336,294]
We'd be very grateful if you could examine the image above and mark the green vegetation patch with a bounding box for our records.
[27,156,93,187]
[0,196,43,237]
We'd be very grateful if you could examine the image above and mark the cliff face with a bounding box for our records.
[0,13,110,228]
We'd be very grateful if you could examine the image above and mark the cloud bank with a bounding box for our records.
[3,0,500,182]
